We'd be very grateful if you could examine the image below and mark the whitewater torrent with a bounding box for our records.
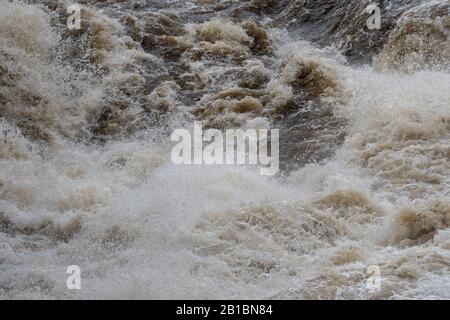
[0,0,449,299]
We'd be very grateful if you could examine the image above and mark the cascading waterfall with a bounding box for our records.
[0,0,449,299]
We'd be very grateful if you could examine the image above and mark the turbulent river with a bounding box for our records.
[0,0,449,299]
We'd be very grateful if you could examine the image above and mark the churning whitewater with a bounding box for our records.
[0,0,449,299]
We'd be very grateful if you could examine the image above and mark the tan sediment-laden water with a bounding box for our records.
[0,0,449,299]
